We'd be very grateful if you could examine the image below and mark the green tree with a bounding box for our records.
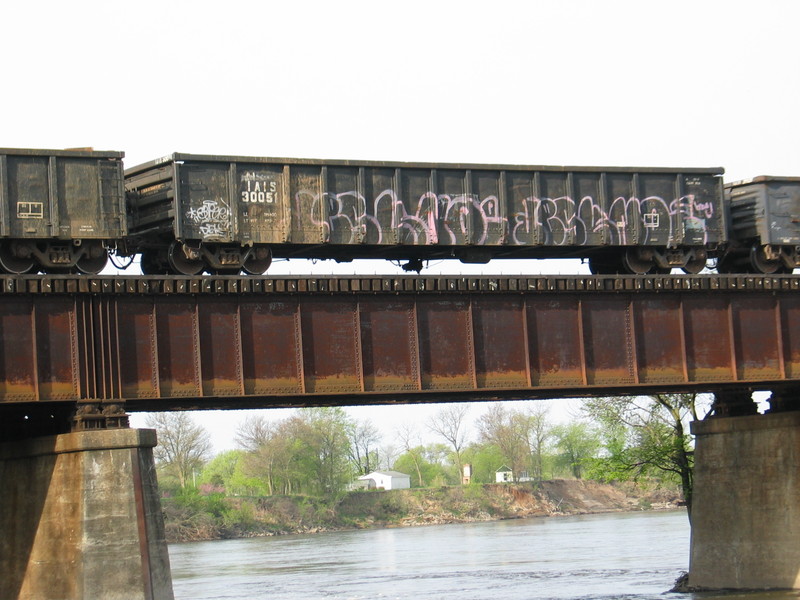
[582,393,709,521]
[393,444,452,487]
[235,415,299,495]
[199,450,267,496]
[234,409,355,497]
[461,442,506,484]
[551,421,601,479]
[298,407,355,496]
[199,450,242,489]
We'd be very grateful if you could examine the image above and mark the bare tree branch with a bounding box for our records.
[147,412,212,489]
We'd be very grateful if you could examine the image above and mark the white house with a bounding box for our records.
[495,466,513,483]
[358,470,411,490]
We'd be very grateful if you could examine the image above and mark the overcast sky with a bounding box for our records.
[2,1,794,451]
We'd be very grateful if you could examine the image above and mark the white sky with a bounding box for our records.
[2,1,794,452]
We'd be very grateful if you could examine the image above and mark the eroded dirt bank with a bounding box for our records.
[164,480,683,543]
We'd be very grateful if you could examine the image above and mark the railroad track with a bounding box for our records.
[1,273,799,296]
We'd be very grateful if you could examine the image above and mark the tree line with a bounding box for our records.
[148,393,708,519]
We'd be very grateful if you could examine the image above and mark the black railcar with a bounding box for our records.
[123,153,726,275]
[0,148,125,274]
[722,176,800,273]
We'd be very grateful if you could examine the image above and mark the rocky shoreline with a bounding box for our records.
[163,480,684,543]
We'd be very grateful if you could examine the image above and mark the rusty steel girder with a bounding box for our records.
[0,274,797,412]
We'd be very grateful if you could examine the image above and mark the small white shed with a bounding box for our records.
[358,470,411,490]
[495,466,513,483]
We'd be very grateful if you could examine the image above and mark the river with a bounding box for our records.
[168,510,799,600]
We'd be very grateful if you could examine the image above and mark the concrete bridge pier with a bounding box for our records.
[0,427,174,600]
[689,393,800,590]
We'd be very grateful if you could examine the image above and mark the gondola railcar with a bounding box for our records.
[720,176,800,273]
[122,153,726,276]
[0,148,125,274]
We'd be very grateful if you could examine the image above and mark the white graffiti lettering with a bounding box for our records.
[186,199,231,239]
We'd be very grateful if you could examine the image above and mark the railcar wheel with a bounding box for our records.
[76,243,108,274]
[0,242,34,274]
[682,256,707,275]
[621,249,654,274]
[750,246,781,274]
[76,254,108,274]
[167,242,205,276]
[243,247,272,275]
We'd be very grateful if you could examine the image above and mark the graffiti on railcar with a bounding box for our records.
[185,199,231,239]
[296,188,714,246]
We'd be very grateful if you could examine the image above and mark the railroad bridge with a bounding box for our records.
[1,273,799,598]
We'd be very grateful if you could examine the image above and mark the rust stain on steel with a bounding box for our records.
[196,299,244,397]
[300,298,362,393]
[526,297,584,387]
[117,299,159,399]
[731,295,783,380]
[782,299,800,379]
[239,299,303,395]
[35,298,79,401]
[359,299,418,392]
[0,298,37,400]
[0,274,798,409]
[471,297,528,389]
[633,297,687,384]
[154,300,202,397]
[416,298,474,390]
[581,297,635,385]
[683,297,735,382]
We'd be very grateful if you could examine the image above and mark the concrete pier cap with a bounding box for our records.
[689,411,800,591]
[0,428,174,600]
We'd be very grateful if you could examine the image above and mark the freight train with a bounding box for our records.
[0,148,797,276]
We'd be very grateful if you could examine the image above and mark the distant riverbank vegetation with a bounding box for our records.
[160,480,683,542]
[149,395,706,542]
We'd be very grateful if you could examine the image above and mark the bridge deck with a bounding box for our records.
[0,274,797,412]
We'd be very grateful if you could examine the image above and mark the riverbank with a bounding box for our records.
[162,480,683,543]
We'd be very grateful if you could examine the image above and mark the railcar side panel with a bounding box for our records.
[638,173,677,247]
[472,170,506,246]
[727,177,800,246]
[235,163,286,244]
[363,167,398,245]
[0,150,125,241]
[289,166,325,244]
[573,173,605,247]
[5,156,51,238]
[325,166,362,245]
[683,175,724,246]
[398,168,435,245]
[505,171,535,245]
[176,163,233,242]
